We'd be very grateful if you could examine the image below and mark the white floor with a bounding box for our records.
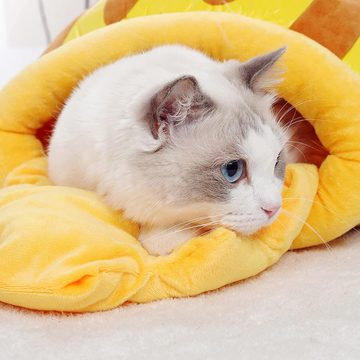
[0,231,358,360]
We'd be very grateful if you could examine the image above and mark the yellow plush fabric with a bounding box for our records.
[62,0,359,73]
[0,12,359,312]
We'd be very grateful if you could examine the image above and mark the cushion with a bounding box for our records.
[51,0,359,73]
[0,11,358,312]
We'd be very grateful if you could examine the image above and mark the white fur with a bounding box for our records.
[48,45,287,255]
[217,127,284,235]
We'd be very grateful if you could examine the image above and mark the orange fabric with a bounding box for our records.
[42,17,80,55]
[291,0,360,58]
[104,0,138,25]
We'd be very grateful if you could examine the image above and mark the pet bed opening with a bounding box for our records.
[35,98,329,168]
[273,98,328,167]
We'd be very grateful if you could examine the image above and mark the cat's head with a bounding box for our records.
[119,47,288,235]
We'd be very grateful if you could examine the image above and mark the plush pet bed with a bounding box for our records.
[0,5,359,312]
[48,0,360,73]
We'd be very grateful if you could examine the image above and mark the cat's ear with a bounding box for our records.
[148,76,213,140]
[239,47,286,92]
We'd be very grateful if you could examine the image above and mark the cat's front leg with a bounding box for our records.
[139,225,198,256]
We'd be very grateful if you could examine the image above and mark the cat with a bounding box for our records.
[48,45,289,256]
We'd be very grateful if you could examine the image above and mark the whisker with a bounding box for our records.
[142,212,231,242]
[285,143,307,161]
[282,197,360,235]
[144,218,222,243]
[282,118,308,131]
[275,98,316,124]
[281,209,333,252]
[287,140,324,152]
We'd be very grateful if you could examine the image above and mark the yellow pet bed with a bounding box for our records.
[0,9,359,312]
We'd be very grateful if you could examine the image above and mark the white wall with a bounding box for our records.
[0,0,98,87]
[4,0,98,47]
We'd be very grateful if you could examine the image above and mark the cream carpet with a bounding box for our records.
[0,230,358,360]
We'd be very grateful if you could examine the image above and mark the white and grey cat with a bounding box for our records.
[48,45,289,255]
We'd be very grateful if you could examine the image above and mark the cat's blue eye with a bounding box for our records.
[221,160,246,183]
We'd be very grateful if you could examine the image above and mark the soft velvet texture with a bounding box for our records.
[54,0,359,73]
[0,12,359,312]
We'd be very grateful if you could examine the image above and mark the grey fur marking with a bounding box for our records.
[240,47,286,90]
[149,75,214,140]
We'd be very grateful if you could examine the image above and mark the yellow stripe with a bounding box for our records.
[343,37,360,73]
[64,0,106,43]
[127,0,313,27]
[63,0,359,73]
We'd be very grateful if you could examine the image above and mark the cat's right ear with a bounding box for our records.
[225,47,286,92]
[147,76,213,141]
[240,47,286,92]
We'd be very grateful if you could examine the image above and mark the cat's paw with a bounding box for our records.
[139,226,198,256]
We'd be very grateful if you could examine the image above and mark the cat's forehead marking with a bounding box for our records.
[241,126,281,167]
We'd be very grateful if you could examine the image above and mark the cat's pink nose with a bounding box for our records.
[261,206,280,218]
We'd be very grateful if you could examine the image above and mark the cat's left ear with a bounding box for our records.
[239,47,286,92]
[148,75,213,140]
